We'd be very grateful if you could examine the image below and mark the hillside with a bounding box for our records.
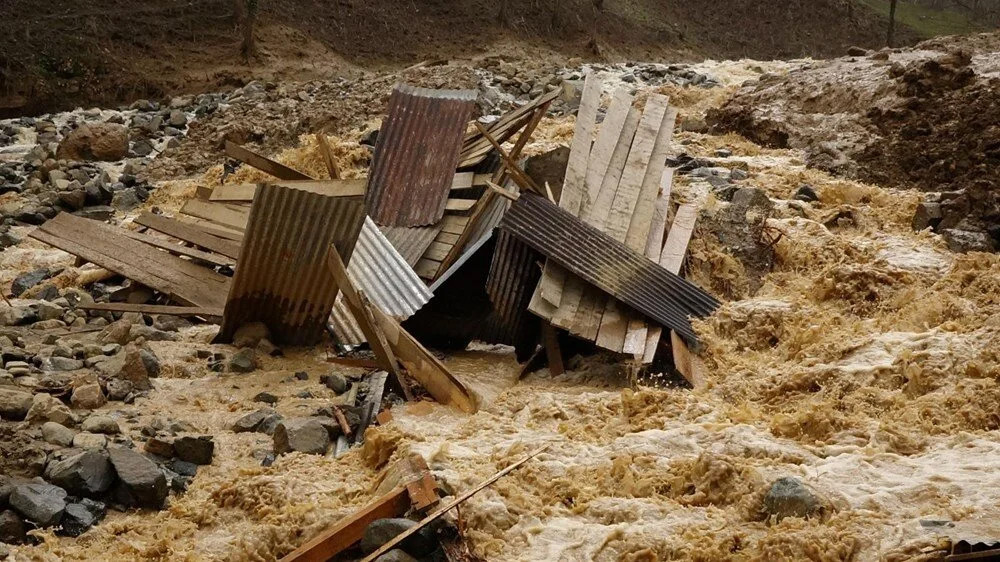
[0,0,921,116]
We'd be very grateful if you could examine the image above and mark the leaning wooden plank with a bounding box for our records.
[580,89,634,221]
[78,302,223,319]
[500,194,720,344]
[379,225,442,268]
[279,485,411,562]
[641,169,677,363]
[180,199,251,232]
[30,213,231,309]
[541,321,564,376]
[225,140,313,181]
[531,74,602,310]
[118,228,236,268]
[217,185,365,346]
[444,198,477,213]
[315,133,341,179]
[134,212,243,258]
[472,122,541,194]
[360,445,550,562]
[658,203,707,384]
[671,330,707,389]
[209,179,366,202]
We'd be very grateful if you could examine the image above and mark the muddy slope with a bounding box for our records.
[0,0,918,116]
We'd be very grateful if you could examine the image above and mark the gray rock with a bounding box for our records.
[374,550,418,562]
[35,301,63,322]
[72,432,108,449]
[794,184,819,202]
[167,110,187,128]
[912,201,943,231]
[942,229,995,253]
[11,268,49,297]
[173,435,214,465]
[273,418,329,455]
[320,373,348,394]
[105,378,134,401]
[111,188,142,211]
[152,315,190,332]
[360,517,437,557]
[232,409,271,432]
[108,447,168,509]
[44,449,115,496]
[169,459,198,477]
[229,348,257,373]
[81,415,119,434]
[41,421,77,446]
[0,305,37,326]
[9,483,67,526]
[131,139,154,157]
[97,319,132,345]
[0,388,33,420]
[139,348,161,377]
[25,393,74,425]
[761,477,821,522]
[253,391,278,405]
[0,509,27,544]
[43,356,84,372]
[58,502,97,537]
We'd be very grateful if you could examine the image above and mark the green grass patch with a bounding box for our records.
[857,0,989,37]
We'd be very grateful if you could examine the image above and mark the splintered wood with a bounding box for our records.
[529,77,680,360]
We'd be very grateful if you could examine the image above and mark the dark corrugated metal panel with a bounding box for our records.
[486,229,542,350]
[217,184,365,346]
[330,217,433,345]
[499,193,719,344]
[379,224,441,267]
[366,83,477,227]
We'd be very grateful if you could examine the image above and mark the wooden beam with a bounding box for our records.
[78,302,223,319]
[279,486,411,562]
[360,445,549,562]
[473,121,541,194]
[540,321,564,376]
[325,356,383,370]
[179,199,251,231]
[315,133,341,179]
[210,180,367,202]
[118,228,236,268]
[134,212,243,258]
[444,198,477,213]
[225,140,314,181]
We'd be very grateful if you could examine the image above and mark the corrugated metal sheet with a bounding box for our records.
[329,217,433,346]
[217,184,365,346]
[379,224,441,267]
[486,229,541,339]
[366,83,477,227]
[499,193,719,344]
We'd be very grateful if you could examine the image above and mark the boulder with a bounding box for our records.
[0,509,26,544]
[72,432,108,449]
[173,435,214,465]
[41,421,77,446]
[320,373,348,394]
[360,518,437,557]
[761,477,822,522]
[26,393,74,425]
[229,348,257,373]
[253,391,278,405]
[9,483,67,526]
[107,447,168,509]
[144,437,175,458]
[11,268,49,297]
[105,378,134,401]
[81,415,119,434]
[58,502,97,537]
[102,345,151,391]
[71,383,106,409]
[0,305,37,326]
[56,123,129,162]
[96,319,133,346]
[273,418,329,455]
[232,408,282,434]
[44,449,115,496]
[0,388,33,420]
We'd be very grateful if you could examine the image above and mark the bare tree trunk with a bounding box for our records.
[887,0,898,47]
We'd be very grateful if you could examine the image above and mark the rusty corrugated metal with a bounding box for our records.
[499,193,719,344]
[329,217,433,346]
[217,184,365,346]
[486,229,542,348]
[366,83,477,227]
[379,224,442,267]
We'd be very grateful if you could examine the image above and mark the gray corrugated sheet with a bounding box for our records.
[329,217,433,345]
[499,193,720,344]
[366,83,476,227]
[486,229,541,345]
[217,184,365,346]
[379,224,442,267]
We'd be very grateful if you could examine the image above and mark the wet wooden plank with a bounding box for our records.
[134,212,243,258]
[209,180,366,202]
[179,199,251,231]
[118,228,236,267]
[78,302,223,319]
[225,140,313,181]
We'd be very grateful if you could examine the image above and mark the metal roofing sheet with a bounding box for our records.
[499,193,720,344]
[379,224,442,267]
[366,83,477,227]
[329,217,433,346]
[486,229,543,350]
[217,184,366,346]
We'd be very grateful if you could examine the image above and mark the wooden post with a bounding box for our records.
[541,321,564,376]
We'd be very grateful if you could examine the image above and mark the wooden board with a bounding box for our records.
[659,203,706,385]
[134,212,243,258]
[78,302,223,319]
[641,168,676,363]
[179,199,251,231]
[444,198,477,213]
[225,140,313,181]
[118,228,236,268]
[209,179,366,202]
[31,213,230,309]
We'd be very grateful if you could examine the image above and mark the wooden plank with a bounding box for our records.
[225,140,313,181]
[354,370,388,445]
[532,74,602,310]
[436,232,460,245]
[423,241,453,262]
[30,213,230,309]
[360,445,549,562]
[78,302,223,318]
[438,215,470,236]
[326,356,383,370]
[315,133,340,179]
[444,198,477,213]
[671,330,707,389]
[434,190,496,276]
[118,228,236,267]
[659,203,706,384]
[414,259,440,280]
[580,89,634,222]
[210,179,366,202]
[174,215,246,238]
[279,486,411,562]
[134,212,243,258]
[641,168,676,364]
[541,321,564,376]
[405,473,440,513]
[179,199,251,231]
[472,122,540,194]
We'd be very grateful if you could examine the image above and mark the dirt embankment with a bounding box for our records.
[0,0,918,117]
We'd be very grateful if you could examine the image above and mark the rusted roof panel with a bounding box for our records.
[486,229,542,346]
[366,83,477,227]
[217,184,365,346]
[499,193,719,344]
[379,224,442,267]
[329,217,433,346]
